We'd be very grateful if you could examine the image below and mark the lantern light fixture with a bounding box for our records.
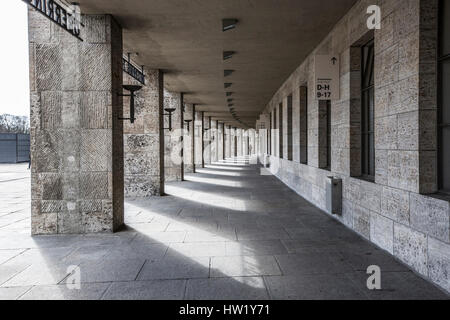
[118,85,142,124]
[164,108,176,131]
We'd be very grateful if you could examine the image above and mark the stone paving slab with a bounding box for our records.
[0,161,448,300]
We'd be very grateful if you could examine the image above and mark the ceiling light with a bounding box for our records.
[224,70,234,77]
[222,19,238,32]
[223,51,235,60]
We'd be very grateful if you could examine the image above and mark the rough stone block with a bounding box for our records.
[380,186,410,225]
[428,237,450,293]
[31,212,57,235]
[370,212,394,254]
[80,92,109,129]
[394,223,428,276]
[410,193,449,243]
[359,181,382,213]
[353,205,370,239]
[397,111,419,150]
[40,173,63,200]
[80,130,111,172]
[79,44,112,91]
[79,173,109,199]
[375,115,398,150]
[35,44,62,91]
[387,151,419,193]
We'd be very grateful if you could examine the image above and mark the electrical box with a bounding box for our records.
[326,176,342,215]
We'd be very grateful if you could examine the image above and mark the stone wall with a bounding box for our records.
[218,123,224,161]
[194,111,203,167]
[260,0,449,293]
[225,126,231,158]
[164,90,182,182]
[123,70,164,197]
[183,103,194,173]
[211,120,218,163]
[29,11,124,234]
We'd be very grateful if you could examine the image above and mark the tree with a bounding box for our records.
[0,114,30,134]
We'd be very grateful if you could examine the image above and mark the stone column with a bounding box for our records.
[164,89,182,182]
[183,103,194,173]
[201,112,205,168]
[194,110,203,168]
[231,128,236,157]
[123,69,164,197]
[180,93,184,180]
[192,105,196,172]
[374,0,438,194]
[204,116,212,165]
[211,119,217,163]
[217,122,224,161]
[29,12,124,234]
[222,124,226,160]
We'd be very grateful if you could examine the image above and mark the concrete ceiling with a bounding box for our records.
[77,0,357,128]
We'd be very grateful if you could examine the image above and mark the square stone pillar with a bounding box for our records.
[225,126,231,159]
[211,120,218,163]
[204,116,212,165]
[194,110,203,167]
[183,103,194,173]
[29,11,124,234]
[123,69,164,197]
[217,122,224,161]
[374,0,438,194]
[164,89,182,182]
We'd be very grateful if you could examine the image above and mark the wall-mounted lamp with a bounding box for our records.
[224,70,235,77]
[223,19,238,32]
[184,119,192,131]
[164,108,176,131]
[223,51,235,60]
[119,85,142,124]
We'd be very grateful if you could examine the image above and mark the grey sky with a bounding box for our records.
[0,0,29,117]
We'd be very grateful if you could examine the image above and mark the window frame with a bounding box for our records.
[360,38,375,182]
[438,0,450,193]
[300,86,308,165]
[287,95,293,161]
[326,100,331,171]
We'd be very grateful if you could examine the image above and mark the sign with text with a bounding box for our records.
[23,0,82,41]
[314,55,340,100]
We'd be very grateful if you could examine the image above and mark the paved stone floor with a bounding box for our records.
[0,159,448,300]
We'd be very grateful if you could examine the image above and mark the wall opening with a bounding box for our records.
[287,95,293,161]
[279,103,283,158]
[439,0,450,193]
[299,86,308,164]
[325,100,331,171]
[361,38,375,182]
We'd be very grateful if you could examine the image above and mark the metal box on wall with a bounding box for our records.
[326,176,342,215]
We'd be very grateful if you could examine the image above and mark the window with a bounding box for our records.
[326,100,331,171]
[287,95,293,161]
[361,39,375,181]
[279,103,283,158]
[439,0,450,193]
[299,86,308,164]
[269,112,272,155]
[273,110,277,157]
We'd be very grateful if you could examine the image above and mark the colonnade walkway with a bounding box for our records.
[0,159,448,300]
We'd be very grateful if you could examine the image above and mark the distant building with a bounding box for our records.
[0,133,30,163]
